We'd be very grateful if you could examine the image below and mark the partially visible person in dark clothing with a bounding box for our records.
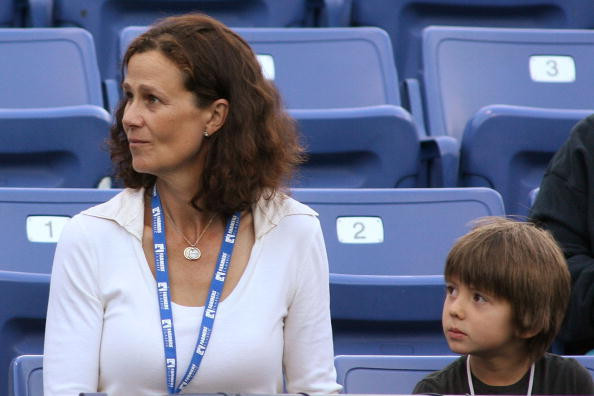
[530,113,594,355]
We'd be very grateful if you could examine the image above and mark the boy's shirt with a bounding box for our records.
[413,353,594,395]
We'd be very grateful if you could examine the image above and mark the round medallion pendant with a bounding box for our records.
[183,246,202,260]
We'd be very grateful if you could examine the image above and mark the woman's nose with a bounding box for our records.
[122,100,143,131]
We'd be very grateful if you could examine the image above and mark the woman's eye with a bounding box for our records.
[124,91,133,101]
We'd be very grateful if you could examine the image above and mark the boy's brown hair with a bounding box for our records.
[445,217,570,361]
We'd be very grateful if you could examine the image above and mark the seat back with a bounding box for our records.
[0,272,49,395]
[335,355,458,394]
[293,188,504,354]
[293,187,504,276]
[119,26,401,109]
[335,354,594,394]
[572,355,594,378]
[291,106,420,188]
[9,355,43,396]
[0,106,113,188]
[0,0,22,26]
[347,0,594,81]
[460,105,590,215]
[0,28,103,108]
[54,0,313,82]
[0,188,119,274]
[422,27,594,141]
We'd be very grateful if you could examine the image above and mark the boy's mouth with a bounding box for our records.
[447,327,467,340]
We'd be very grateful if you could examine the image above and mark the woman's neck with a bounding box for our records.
[154,177,209,234]
[469,349,534,386]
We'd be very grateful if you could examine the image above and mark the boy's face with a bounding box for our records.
[442,277,524,357]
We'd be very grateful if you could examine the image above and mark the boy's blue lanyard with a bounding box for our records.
[151,185,241,394]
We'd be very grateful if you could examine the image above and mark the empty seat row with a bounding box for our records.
[2,25,593,214]
[0,186,504,388]
[9,353,594,396]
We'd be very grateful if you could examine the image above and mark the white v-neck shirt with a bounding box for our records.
[43,188,340,396]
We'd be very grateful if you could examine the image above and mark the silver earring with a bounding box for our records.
[203,129,209,137]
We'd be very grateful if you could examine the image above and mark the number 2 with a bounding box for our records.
[353,222,365,239]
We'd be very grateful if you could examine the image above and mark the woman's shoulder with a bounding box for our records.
[66,188,145,239]
[253,191,319,238]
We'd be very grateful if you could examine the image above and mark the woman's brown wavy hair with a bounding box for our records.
[110,13,304,216]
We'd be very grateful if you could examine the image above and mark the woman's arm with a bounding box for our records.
[282,218,342,394]
[43,215,104,395]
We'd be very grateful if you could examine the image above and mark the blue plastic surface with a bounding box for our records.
[335,354,594,394]
[0,272,49,396]
[290,106,420,188]
[0,188,119,274]
[0,28,103,108]
[293,187,505,354]
[336,355,458,394]
[422,27,594,140]
[346,0,594,81]
[9,355,43,396]
[460,105,591,216]
[119,26,401,109]
[0,106,113,188]
[0,0,19,26]
[52,0,313,82]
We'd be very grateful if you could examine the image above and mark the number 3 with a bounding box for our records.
[546,59,559,77]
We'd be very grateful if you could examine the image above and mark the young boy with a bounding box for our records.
[414,217,594,395]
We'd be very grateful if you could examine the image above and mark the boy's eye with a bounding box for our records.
[445,285,457,296]
[473,293,487,303]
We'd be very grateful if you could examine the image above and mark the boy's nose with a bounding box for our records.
[448,298,465,320]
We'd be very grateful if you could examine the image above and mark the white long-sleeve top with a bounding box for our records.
[43,188,340,396]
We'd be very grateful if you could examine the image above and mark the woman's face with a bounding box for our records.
[122,50,211,179]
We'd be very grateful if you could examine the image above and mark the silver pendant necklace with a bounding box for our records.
[466,355,534,396]
[162,202,216,261]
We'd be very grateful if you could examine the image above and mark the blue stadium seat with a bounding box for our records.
[49,0,314,89]
[0,272,49,395]
[335,354,594,394]
[0,106,113,188]
[0,28,103,108]
[9,355,43,396]
[119,26,401,109]
[290,106,420,188]
[0,188,119,274]
[335,355,458,394]
[460,106,590,216]
[420,26,594,213]
[529,187,540,208]
[422,27,594,142]
[340,0,594,81]
[0,0,23,26]
[292,187,505,355]
[119,26,457,187]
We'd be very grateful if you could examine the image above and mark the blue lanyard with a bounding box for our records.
[151,185,241,394]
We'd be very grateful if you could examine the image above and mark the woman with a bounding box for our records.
[43,13,341,395]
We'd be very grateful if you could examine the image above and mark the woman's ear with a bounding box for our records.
[204,98,229,137]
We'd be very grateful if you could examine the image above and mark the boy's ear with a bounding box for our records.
[517,326,540,339]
